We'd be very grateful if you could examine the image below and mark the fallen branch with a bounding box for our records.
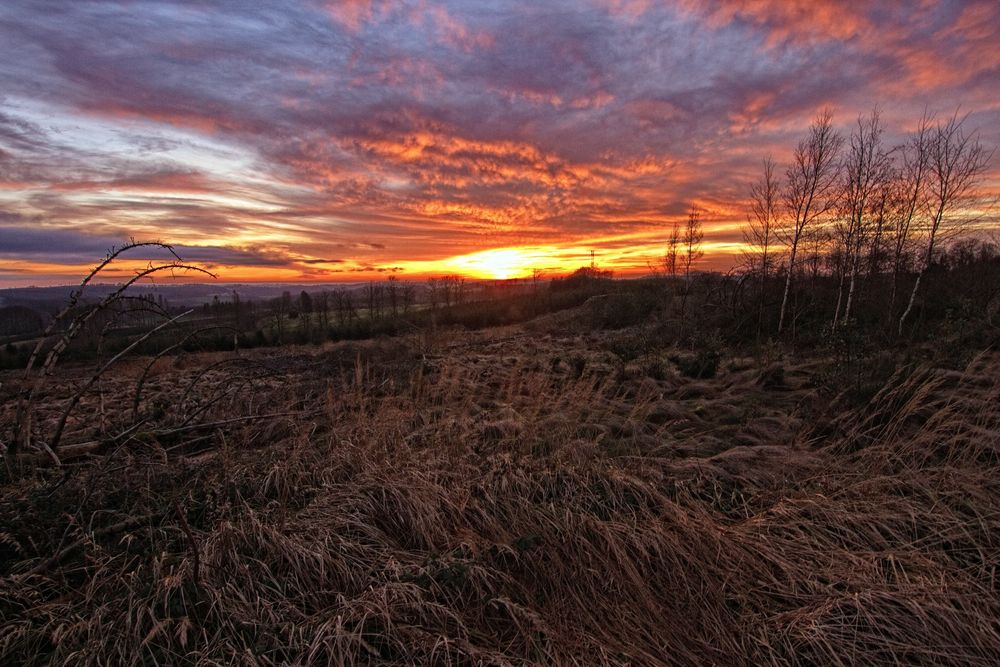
[157,411,312,436]
[18,513,161,579]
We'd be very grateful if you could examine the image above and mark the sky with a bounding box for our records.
[0,0,998,285]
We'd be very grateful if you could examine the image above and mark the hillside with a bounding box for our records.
[3,317,999,665]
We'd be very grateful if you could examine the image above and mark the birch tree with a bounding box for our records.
[742,157,779,336]
[888,113,932,317]
[898,112,990,335]
[778,111,844,334]
[834,109,893,326]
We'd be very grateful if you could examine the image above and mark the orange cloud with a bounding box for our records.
[684,0,872,46]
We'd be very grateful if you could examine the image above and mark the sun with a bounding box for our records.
[444,247,547,280]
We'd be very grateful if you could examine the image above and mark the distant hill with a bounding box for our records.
[0,282,373,310]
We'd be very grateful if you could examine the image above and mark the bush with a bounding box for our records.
[587,289,660,329]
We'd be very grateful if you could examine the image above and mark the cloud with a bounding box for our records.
[325,0,377,32]
[0,225,307,271]
[0,0,997,284]
[0,225,121,259]
[49,170,219,194]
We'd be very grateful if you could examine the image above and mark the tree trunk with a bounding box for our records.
[898,270,923,336]
[843,268,857,324]
[777,244,797,334]
[832,267,846,328]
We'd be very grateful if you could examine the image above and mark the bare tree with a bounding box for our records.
[898,112,991,334]
[315,290,330,331]
[299,290,314,339]
[682,208,703,279]
[428,278,441,310]
[436,275,465,307]
[889,114,932,316]
[742,156,780,336]
[333,288,355,325]
[865,170,893,280]
[386,276,400,317]
[778,110,844,334]
[804,225,831,284]
[365,282,385,320]
[402,282,416,313]
[663,218,681,282]
[680,206,704,316]
[834,109,893,326]
[443,277,454,307]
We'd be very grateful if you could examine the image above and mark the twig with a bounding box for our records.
[48,310,195,453]
[17,413,307,466]
[132,325,240,420]
[158,411,311,436]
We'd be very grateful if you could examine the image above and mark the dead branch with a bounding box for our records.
[18,513,161,579]
[131,325,240,421]
[47,309,195,454]
[8,240,215,473]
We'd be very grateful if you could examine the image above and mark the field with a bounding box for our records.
[3,301,1000,665]
[4,1,1000,663]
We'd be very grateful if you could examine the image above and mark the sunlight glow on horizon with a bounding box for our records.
[0,237,749,287]
[439,246,568,279]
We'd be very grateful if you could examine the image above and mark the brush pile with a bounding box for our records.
[2,332,999,665]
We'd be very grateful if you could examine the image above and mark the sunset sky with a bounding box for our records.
[1,0,998,285]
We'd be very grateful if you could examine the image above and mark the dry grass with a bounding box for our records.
[2,328,999,665]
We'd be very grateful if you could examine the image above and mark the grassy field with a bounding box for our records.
[2,302,1000,665]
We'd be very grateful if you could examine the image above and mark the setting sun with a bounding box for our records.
[442,247,561,280]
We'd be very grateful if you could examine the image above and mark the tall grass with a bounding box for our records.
[2,334,1000,664]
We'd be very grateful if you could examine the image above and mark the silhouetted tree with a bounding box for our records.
[680,207,704,317]
[402,282,416,313]
[889,114,932,316]
[316,290,330,331]
[743,157,780,336]
[834,109,892,326]
[899,111,990,334]
[386,276,399,316]
[663,218,681,281]
[778,110,844,334]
